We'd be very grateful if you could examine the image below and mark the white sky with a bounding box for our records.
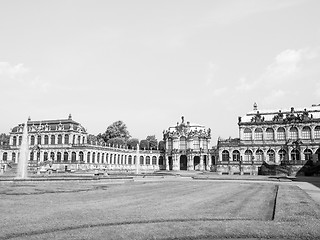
[1,0,320,145]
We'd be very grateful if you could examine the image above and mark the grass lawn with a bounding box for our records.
[1,179,320,239]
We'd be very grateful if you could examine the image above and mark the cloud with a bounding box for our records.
[212,87,227,97]
[0,62,29,79]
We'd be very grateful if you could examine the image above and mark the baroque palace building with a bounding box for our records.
[162,116,212,171]
[0,114,162,173]
[217,103,320,175]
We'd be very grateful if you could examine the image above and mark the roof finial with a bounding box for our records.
[181,116,184,124]
[28,116,31,121]
[253,102,258,111]
[68,113,72,120]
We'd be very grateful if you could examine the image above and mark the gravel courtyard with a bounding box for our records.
[1,178,320,239]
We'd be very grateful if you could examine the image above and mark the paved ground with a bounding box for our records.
[1,177,320,239]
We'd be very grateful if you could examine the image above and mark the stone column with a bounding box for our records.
[188,154,194,171]
[165,155,169,170]
[200,155,204,171]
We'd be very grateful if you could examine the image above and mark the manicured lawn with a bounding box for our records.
[1,179,320,239]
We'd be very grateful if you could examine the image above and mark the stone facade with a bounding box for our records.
[217,103,320,175]
[162,117,211,171]
[0,115,161,173]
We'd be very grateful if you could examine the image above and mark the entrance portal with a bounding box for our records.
[168,156,173,170]
[180,155,187,170]
[194,156,200,170]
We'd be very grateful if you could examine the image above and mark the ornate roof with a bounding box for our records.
[11,114,87,134]
[239,104,320,125]
[163,116,211,139]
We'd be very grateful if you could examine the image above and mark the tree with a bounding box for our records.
[107,137,126,147]
[0,133,9,145]
[127,138,139,149]
[87,134,97,144]
[99,120,131,143]
[158,140,165,151]
[146,135,158,150]
[139,139,149,150]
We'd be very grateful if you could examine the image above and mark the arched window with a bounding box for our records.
[2,152,7,161]
[244,128,252,140]
[44,135,49,145]
[50,152,55,161]
[106,153,109,164]
[267,149,275,162]
[277,127,285,140]
[291,149,300,161]
[244,149,253,162]
[30,152,34,161]
[222,150,229,161]
[265,128,274,140]
[73,135,75,144]
[12,152,16,163]
[101,153,104,163]
[159,156,164,165]
[180,137,186,150]
[279,149,287,162]
[254,128,263,140]
[18,136,22,145]
[121,155,123,164]
[77,136,81,144]
[63,152,68,162]
[316,148,320,162]
[44,152,48,161]
[302,127,311,139]
[315,126,320,139]
[51,135,55,145]
[256,149,264,161]
[193,138,200,150]
[37,135,41,145]
[79,151,84,162]
[58,135,62,144]
[57,152,62,162]
[133,155,136,165]
[13,136,17,146]
[146,156,151,165]
[64,135,69,144]
[92,152,96,163]
[304,149,312,161]
[232,150,240,161]
[98,153,101,163]
[290,127,298,140]
[140,156,144,165]
[152,156,157,165]
[71,152,76,162]
[87,152,91,163]
[128,155,132,165]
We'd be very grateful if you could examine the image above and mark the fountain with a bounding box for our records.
[16,120,29,179]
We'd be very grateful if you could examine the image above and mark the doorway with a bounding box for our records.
[180,155,187,170]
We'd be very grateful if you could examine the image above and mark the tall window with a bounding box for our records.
[51,135,55,145]
[244,128,252,140]
[92,152,96,163]
[128,155,132,165]
[254,128,263,140]
[18,136,22,145]
[44,152,48,161]
[63,152,68,162]
[279,149,287,162]
[304,149,312,161]
[180,137,186,150]
[267,149,275,162]
[44,135,49,145]
[314,126,320,139]
[72,152,76,162]
[146,156,151,165]
[50,152,55,161]
[64,135,69,144]
[244,149,253,161]
[12,152,16,162]
[140,156,144,165]
[291,149,300,161]
[167,139,173,150]
[57,152,62,162]
[265,128,274,140]
[302,127,311,139]
[87,152,91,163]
[256,149,264,161]
[290,127,298,140]
[37,135,41,145]
[152,156,157,165]
[232,150,240,161]
[193,138,200,150]
[79,151,84,162]
[58,135,62,144]
[2,152,7,161]
[13,136,17,146]
[30,152,34,161]
[222,150,229,161]
[30,136,35,145]
[277,128,285,140]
